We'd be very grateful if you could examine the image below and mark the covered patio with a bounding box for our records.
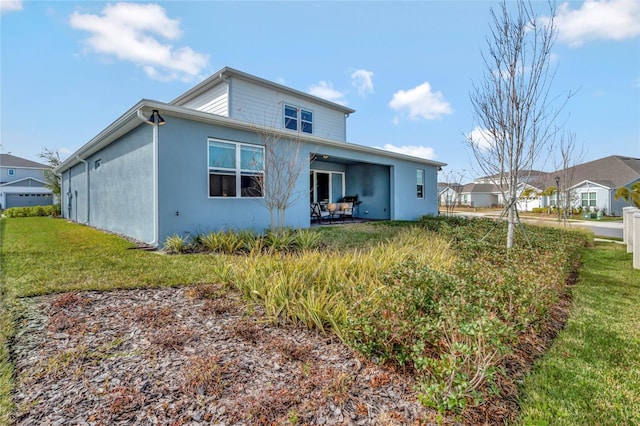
[309,153,391,223]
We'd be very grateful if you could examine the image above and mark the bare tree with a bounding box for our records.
[249,118,310,231]
[38,147,62,205]
[467,0,572,248]
[440,169,466,216]
[553,131,585,224]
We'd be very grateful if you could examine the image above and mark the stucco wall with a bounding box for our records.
[61,115,442,246]
[156,117,307,242]
[61,124,154,243]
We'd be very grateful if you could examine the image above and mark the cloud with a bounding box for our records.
[69,2,208,81]
[308,81,348,105]
[389,82,453,121]
[351,69,374,96]
[546,0,640,46]
[378,144,436,160]
[1,0,23,14]
[466,127,495,151]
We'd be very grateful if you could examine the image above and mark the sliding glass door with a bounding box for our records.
[310,170,344,203]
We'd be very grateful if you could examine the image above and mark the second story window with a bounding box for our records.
[8,169,15,176]
[284,104,313,134]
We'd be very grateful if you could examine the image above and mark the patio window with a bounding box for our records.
[417,169,424,198]
[581,192,596,208]
[284,104,313,134]
[208,139,264,198]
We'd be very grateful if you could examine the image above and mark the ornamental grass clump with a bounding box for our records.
[163,234,191,254]
[231,228,457,334]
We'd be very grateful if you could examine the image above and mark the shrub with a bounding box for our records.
[263,229,296,252]
[163,234,190,254]
[292,229,322,250]
[3,204,60,218]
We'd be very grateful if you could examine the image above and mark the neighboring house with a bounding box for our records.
[55,67,446,247]
[459,183,500,208]
[515,182,544,211]
[437,182,462,208]
[0,154,53,210]
[457,170,545,209]
[453,156,640,215]
[538,155,640,216]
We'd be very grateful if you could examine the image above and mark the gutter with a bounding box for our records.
[75,156,89,224]
[136,109,159,247]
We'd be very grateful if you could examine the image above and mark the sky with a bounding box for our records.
[1,0,639,181]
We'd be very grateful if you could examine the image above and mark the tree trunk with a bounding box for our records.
[507,201,515,249]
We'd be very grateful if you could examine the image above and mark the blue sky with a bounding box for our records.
[1,0,639,180]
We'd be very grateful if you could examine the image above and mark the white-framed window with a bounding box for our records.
[8,169,15,176]
[417,169,425,198]
[581,192,596,208]
[284,104,313,134]
[208,138,264,198]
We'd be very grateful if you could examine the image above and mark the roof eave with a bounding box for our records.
[56,100,446,173]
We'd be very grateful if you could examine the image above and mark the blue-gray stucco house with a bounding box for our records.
[56,67,446,247]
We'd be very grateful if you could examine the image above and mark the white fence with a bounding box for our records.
[622,206,640,270]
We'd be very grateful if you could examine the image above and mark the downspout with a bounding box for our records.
[76,156,89,224]
[136,109,159,247]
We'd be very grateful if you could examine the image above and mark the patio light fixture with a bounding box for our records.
[146,110,166,126]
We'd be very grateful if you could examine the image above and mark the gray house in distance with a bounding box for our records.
[0,154,53,209]
[453,156,640,215]
[55,67,445,247]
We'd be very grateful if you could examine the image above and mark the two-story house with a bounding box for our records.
[55,67,445,247]
[0,153,54,210]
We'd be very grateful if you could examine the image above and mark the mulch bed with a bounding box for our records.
[11,286,433,425]
[10,282,572,425]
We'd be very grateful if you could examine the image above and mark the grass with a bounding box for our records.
[0,217,230,298]
[516,242,640,425]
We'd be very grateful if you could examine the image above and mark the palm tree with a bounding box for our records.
[614,182,640,208]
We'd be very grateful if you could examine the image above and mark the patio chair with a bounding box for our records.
[339,202,354,221]
[310,202,330,223]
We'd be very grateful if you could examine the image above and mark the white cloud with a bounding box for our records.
[69,2,208,81]
[351,69,374,96]
[308,81,348,105]
[1,0,23,14]
[466,127,495,151]
[547,0,640,46]
[389,82,453,121]
[378,144,436,160]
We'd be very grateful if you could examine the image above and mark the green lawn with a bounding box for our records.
[516,243,640,425]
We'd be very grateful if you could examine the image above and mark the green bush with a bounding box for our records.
[2,204,60,218]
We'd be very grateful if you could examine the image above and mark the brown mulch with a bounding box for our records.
[10,281,573,425]
[11,285,435,425]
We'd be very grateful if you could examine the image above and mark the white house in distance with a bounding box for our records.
[0,154,54,210]
[445,155,640,216]
[55,67,446,247]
